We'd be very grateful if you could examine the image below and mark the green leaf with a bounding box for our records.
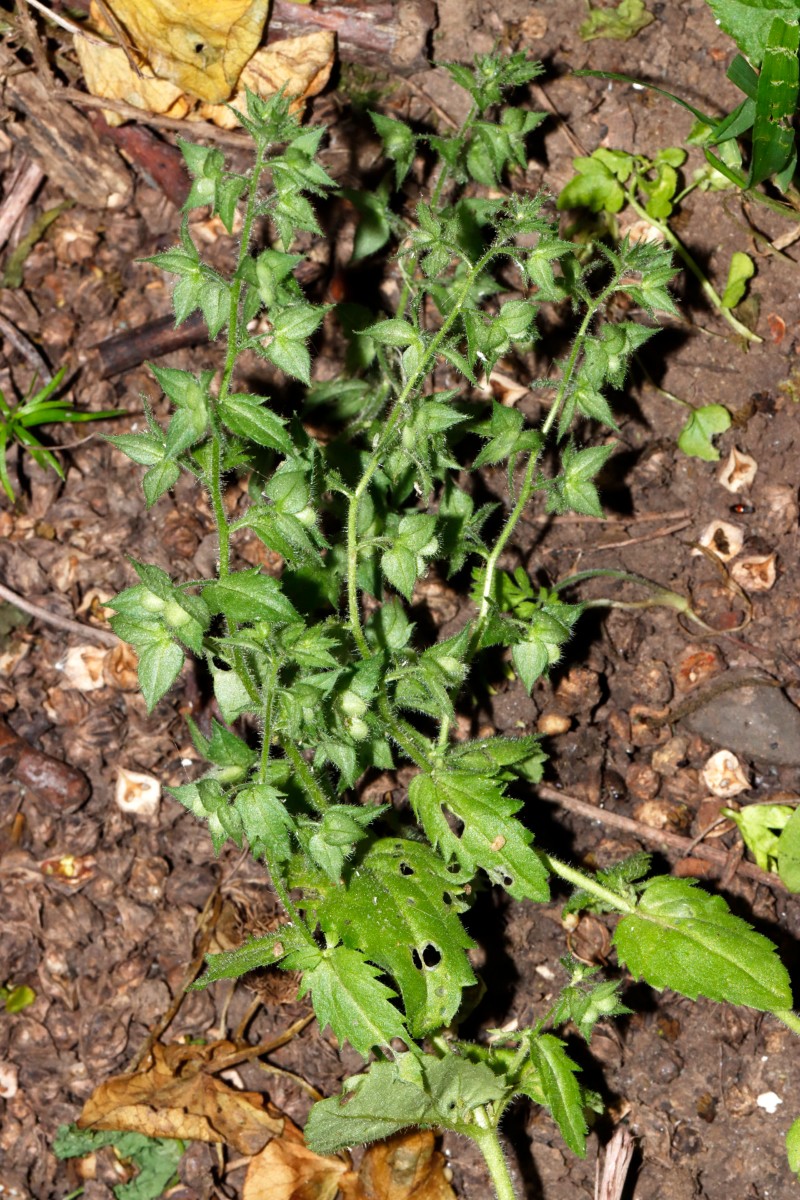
[105,432,166,467]
[725,802,792,871]
[297,837,476,1036]
[529,1034,588,1156]
[299,945,409,1057]
[721,251,756,308]
[366,317,420,348]
[218,394,293,453]
[409,770,550,901]
[305,1058,438,1155]
[370,113,417,187]
[787,1116,800,1177]
[676,404,731,461]
[265,336,312,384]
[548,441,616,518]
[202,569,300,624]
[142,459,181,507]
[580,0,654,40]
[4,984,35,1013]
[778,806,800,891]
[613,875,793,1011]
[137,637,184,711]
[54,1125,185,1200]
[557,151,633,214]
[193,926,305,988]
[705,0,799,66]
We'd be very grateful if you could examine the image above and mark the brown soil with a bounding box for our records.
[2,3,800,1199]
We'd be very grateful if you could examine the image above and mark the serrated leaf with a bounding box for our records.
[218,394,293,453]
[366,318,420,347]
[202,569,299,624]
[409,770,550,901]
[298,837,476,1036]
[529,1035,588,1156]
[705,0,798,67]
[676,404,731,461]
[614,875,793,1011]
[142,460,180,507]
[306,1059,437,1155]
[265,336,312,384]
[193,925,309,988]
[300,945,409,1057]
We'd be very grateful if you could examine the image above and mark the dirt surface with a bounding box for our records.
[2,2,800,1199]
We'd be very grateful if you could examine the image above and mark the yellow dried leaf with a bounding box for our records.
[339,1132,456,1200]
[198,32,335,129]
[95,0,270,103]
[77,1041,284,1155]
[243,1134,349,1200]
[74,37,190,127]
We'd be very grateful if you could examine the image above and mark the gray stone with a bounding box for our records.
[683,678,800,766]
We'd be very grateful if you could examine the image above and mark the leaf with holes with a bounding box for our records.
[409,770,550,902]
[292,837,476,1036]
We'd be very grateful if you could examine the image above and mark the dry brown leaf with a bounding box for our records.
[244,1134,350,1200]
[346,1131,457,1200]
[74,38,191,127]
[198,32,335,129]
[78,1040,284,1155]
[93,0,270,103]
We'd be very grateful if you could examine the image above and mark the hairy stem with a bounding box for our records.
[541,852,636,913]
[472,280,613,650]
[279,737,331,813]
[346,246,498,657]
[473,1111,518,1200]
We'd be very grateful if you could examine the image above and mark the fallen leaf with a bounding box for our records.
[78,1040,284,1155]
[92,0,270,103]
[198,32,335,128]
[74,37,191,127]
[347,1131,457,1200]
[244,1133,349,1200]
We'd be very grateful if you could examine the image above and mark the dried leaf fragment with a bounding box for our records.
[244,1134,348,1200]
[78,1040,284,1155]
[116,767,161,818]
[730,553,777,593]
[74,38,190,127]
[702,749,750,799]
[693,519,744,563]
[91,0,271,103]
[198,32,335,128]
[59,644,108,692]
[348,1130,457,1200]
[718,447,757,494]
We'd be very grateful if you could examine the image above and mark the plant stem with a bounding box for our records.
[346,246,497,657]
[625,189,761,344]
[279,737,331,812]
[472,281,612,650]
[541,852,636,913]
[210,143,268,577]
[473,1111,518,1200]
[258,660,279,782]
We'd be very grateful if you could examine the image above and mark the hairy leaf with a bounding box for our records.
[614,875,793,1011]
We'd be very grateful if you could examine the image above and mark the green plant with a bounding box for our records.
[54,1124,185,1200]
[0,981,35,1013]
[0,368,125,501]
[578,2,800,219]
[557,145,760,342]
[104,60,800,1198]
